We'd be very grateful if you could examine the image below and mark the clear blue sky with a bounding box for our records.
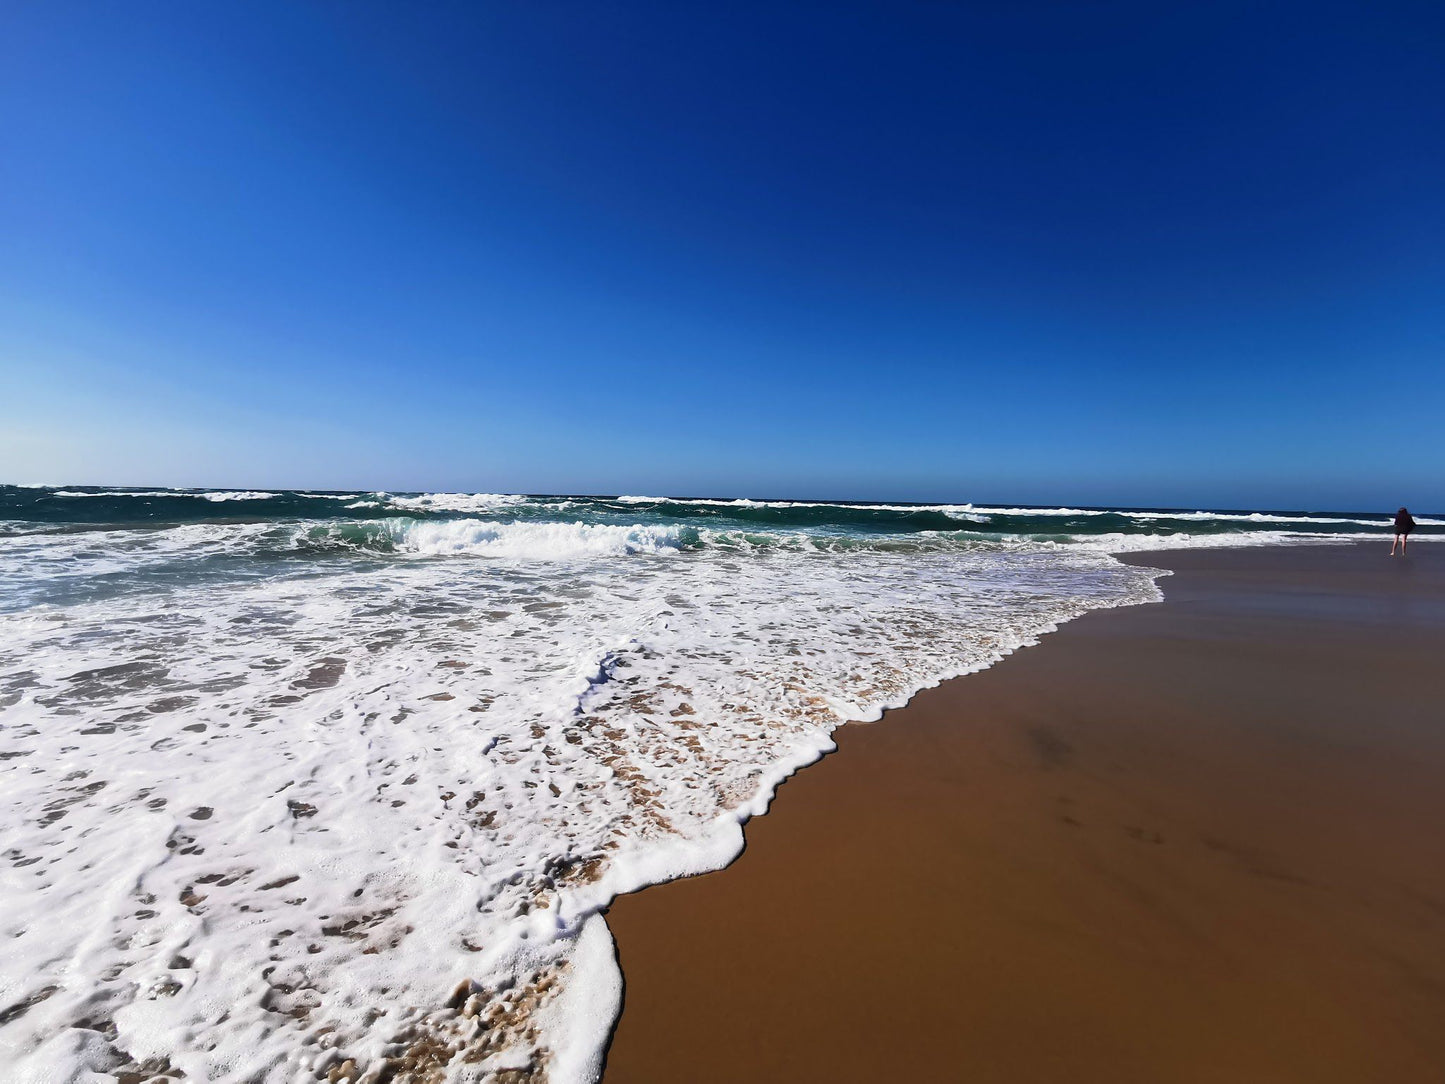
[2,2,1441,509]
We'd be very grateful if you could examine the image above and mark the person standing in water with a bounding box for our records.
[1391,507,1416,555]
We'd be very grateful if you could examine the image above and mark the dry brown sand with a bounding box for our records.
[602,544,1445,1083]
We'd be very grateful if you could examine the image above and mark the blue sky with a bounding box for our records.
[2,1,1442,509]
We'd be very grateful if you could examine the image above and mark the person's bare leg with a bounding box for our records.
[1392,534,1400,555]
[1402,534,1408,554]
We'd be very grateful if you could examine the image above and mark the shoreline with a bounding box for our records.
[600,543,1445,1082]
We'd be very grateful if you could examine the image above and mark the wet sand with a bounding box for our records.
[602,544,1445,1082]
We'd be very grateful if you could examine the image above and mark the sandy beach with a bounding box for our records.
[603,544,1445,1082]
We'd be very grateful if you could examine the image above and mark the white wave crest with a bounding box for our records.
[51,489,171,498]
[197,490,280,502]
[48,489,279,502]
[387,492,528,514]
[960,505,1109,517]
[615,495,990,519]
[392,519,687,559]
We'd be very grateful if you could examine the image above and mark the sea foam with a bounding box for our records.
[0,518,1162,1082]
[387,519,688,558]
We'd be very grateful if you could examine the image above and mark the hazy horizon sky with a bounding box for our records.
[3,2,1443,510]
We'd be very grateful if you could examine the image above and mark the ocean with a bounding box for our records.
[0,486,1436,1082]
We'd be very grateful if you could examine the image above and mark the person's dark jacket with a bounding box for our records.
[1394,509,1416,533]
